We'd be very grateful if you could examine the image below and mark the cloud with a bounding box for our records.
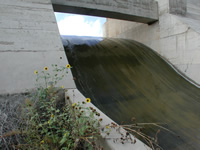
[56,15,103,37]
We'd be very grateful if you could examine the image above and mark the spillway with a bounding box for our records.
[62,36,200,150]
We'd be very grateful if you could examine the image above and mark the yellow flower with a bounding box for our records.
[64,132,68,136]
[106,125,109,129]
[48,120,50,124]
[34,70,38,74]
[40,140,44,144]
[44,67,48,71]
[61,85,64,89]
[72,103,77,107]
[66,64,71,68]
[86,98,91,103]
[51,114,54,118]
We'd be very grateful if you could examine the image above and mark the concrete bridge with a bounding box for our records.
[0,0,199,93]
[0,0,199,149]
[0,1,160,149]
[51,0,158,24]
[0,0,159,95]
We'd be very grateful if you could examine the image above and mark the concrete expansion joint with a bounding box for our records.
[161,27,191,39]
[0,41,14,45]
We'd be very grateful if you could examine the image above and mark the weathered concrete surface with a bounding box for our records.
[51,0,158,24]
[0,0,76,94]
[169,0,187,15]
[177,16,200,34]
[186,0,200,20]
[103,0,200,84]
[169,0,200,19]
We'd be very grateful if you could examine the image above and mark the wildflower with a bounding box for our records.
[72,103,77,107]
[96,113,100,116]
[40,140,44,144]
[106,125,109,129]
[34,70,38,74]
[64,132,68,136]
[66,64,71,68]
[51,114,54,118]
[86,98,91,103]
[61,85,64,89]
[44,67,48,71]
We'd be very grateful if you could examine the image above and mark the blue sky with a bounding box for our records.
[54,12,106,37]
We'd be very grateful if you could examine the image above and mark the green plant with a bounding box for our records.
[18,64,103,150]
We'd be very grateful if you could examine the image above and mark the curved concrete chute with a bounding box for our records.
[63,36,200,150]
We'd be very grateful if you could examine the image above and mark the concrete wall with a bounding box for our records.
[51,0,158,24]
[169,0,187,15]
[187,0,200,20]
[103,0,200,85]
[0,0,76,94]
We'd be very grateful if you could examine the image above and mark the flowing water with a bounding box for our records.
[62,36,200,150]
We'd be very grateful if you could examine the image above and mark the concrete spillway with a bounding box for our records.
[63,36,200,150]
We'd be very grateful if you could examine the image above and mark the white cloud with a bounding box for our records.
[56,15,103,37]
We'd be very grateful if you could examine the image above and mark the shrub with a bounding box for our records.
[19,64,103,149]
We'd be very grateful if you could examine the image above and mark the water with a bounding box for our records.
[62,36,200,150]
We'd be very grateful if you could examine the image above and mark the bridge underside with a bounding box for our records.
[51,0,158,24]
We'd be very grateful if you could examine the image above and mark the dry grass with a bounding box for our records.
[0,93,28,150]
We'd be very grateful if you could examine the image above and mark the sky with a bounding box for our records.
[54,12,106,37]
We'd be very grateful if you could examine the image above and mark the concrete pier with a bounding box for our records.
[0,0,75,94]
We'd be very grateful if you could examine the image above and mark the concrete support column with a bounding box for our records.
[0,0,75,94]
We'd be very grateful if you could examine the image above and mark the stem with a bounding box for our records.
[44,76,47,89]
[1,130,23,139]
[122,126,160,149]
